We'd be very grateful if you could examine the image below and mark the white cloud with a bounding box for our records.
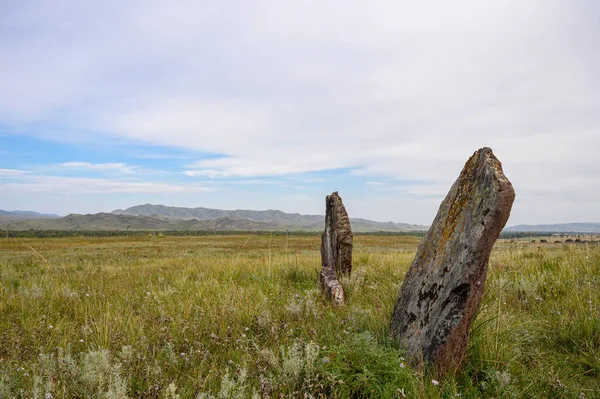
[184,170,220,178]
[0,169,31,176]
[1,175,218,195]
[184,153,354,178]
[59,162,137,174]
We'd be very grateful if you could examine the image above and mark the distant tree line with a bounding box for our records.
[4,229,598,239]
[0,229,428,239]
[499,231,600,239]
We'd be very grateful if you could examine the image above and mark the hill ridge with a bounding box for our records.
[504,222,600,233]
[0,210,61,223]
[8,204,428,232]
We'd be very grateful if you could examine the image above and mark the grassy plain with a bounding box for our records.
[0,234,598,398]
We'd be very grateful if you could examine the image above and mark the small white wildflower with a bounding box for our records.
[244,327,249,331]
[86,293,90,297]
[180,352,186,357]
[79,339,84,343]
[48,325,53,329]
[242,333,246,338]
[431,379,439,386]
[495,370,512,388]
[399,362,405,368]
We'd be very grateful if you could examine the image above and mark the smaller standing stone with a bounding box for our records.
[320,191,353,304]
[390,147,515,375]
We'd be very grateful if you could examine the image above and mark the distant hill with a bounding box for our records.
[6,205,599,234]
[9,213,287,232]
[8,204,428,232]
[112,204,326,224]
[0,210,61,223]
[111,204,428,232]
[504,223,600,233]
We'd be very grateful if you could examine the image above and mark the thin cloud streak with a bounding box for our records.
[0,168,31,176]
[51,162,175,177]
[1,175,219,195]
[59,162,137,174]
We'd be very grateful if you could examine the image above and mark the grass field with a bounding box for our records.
[0,235,598,398]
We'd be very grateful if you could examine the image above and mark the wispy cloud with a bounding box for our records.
[130,152,198,160]
[183,169,229,178]
[59,162,137,174]
[0,168,31,176]
[365,181,387,187]
[53,161,175,177]
[1,175,219,195]
[199,178,285,186]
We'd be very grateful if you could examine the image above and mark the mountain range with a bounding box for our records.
[2,205,599,233]
[0,210,61,224]
[504,223,600,234]
[4,204,428,233]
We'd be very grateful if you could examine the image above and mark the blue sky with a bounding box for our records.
[1,0,599,225]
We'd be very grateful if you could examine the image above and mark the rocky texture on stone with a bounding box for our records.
[390,147,515,375]
[320,191,353,304]
[320,263,345,305]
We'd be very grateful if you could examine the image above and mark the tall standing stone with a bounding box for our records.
[320,191,353,304]
[390,147,515,375]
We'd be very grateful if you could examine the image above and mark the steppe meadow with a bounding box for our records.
[0,234,598,398]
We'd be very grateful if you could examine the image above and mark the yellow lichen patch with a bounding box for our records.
[435,158,478,258]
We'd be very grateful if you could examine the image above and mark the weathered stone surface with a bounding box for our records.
[322,191,353,276]
[320,263,345,305]
[390,147,515,375]
[320,191,353,304]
